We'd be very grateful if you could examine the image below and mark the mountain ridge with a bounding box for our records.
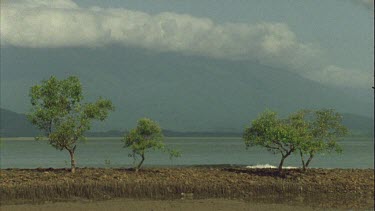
[1,47,372,131]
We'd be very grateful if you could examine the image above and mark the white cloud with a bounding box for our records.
[3,0,79,9]
[305,65,372,88]
[0,0,372,88]
[0,0,318,66]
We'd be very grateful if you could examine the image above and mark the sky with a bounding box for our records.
[0,0,373,131]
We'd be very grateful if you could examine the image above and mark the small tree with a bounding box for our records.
[243,110,303,173]
[123,118,180,171]
[28,76,114,173]
[295,109,348,171]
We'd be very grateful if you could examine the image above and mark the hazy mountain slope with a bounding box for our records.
[1,47,372,132]
[342,113,374,136]
[0,108,39,137]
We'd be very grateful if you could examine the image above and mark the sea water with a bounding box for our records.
[0,137,373,169]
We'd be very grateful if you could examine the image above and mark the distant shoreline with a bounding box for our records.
[0,137,241,141]
[1,136,372,141]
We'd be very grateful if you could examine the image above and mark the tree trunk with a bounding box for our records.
[305,154,314,169]
[278,156,286,174]
[68,150,76,173]
[279,148,294,174]
[300,150,306,172]
[136,153,145,172]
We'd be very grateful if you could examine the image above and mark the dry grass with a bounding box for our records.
[0,168,373,209]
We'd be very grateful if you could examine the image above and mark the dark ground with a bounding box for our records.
[0,167,373,209]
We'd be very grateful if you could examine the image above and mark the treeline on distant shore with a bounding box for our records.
[0,107,241,138]
[0,108,241,137]
[86,129,241,137]
[163,130,241,137]
[1,108,373,138]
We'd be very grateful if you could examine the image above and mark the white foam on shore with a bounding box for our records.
[246,164,298,169]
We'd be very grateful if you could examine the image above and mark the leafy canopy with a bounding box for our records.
[124,118,180,164]
[296,109,349,155]
[28,76,114,151]
[243,109,348,171]
[125,118,164,154]
[243,110,303,155]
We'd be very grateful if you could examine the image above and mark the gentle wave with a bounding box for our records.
[246,164,298,169]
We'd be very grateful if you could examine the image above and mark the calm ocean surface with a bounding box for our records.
[0,137,373,169]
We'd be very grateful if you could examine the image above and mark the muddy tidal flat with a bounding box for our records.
[0,198,351,211]
[0,168,373,210]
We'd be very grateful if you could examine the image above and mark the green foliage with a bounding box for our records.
[293,109,349,170]
[27,76,114,172]
[243,109,349,172]
[243,110,303,173]
[123,118,180,171]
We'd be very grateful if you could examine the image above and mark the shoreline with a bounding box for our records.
[1,164,374,170]
[1,137,241,141]
[2,167,374,170]
[1,136,372,141]
[1,167,373,209]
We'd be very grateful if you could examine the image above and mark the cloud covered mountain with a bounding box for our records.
[1,0,372,88]
[1,47,372,132]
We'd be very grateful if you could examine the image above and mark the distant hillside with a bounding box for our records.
[85,130,126,137]
[2,47,372,132]
[342,113,374,137]
[89,130,241,137]
[0,108,241,137]
[163,130,241,137]
[1,108,373,137]
[0,108,39,137]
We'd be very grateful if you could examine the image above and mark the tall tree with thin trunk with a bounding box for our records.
[123,118,180,172]
[28,76,114,173]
